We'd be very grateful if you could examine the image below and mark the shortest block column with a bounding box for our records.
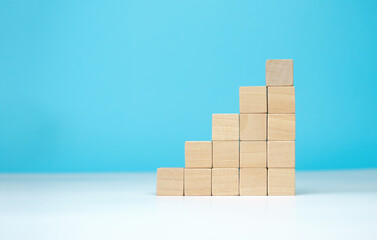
[240,168,267,196]
[268,168,295,196]
[212,168,239,196]
[157,168,184,196]
[185,169,212,196]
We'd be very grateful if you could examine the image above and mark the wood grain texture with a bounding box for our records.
[185,141,212,168]
[212,114,239,141]
[240,168,267,196]
[213,141,239,168]
[266,59,293,86]
[267,141,295,168]
[268,168,295,196]
[268,114,295,141]
[212,168,239,196]
[268,87,295,114]
[184,169,211,196]
[240,114,267,140]
[156,168,184,196]
[240,141,266,168]
[239,86,267,113]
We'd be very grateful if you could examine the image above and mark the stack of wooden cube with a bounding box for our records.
[157,59,295,196]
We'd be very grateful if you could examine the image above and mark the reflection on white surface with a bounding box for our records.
[0,169,376,240]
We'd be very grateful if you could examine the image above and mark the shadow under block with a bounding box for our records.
[239,86,267,114]
[185,141,212,168]
[213,141,239,168]
[212,114,239,140]
[240,168,267,196]
[268,87,295,114]
[268,168,295,196]
[184,169,212,196]
[240,141,266,168]
[267,141,295,168]
[240,114,267,140]
[266,59,293,86]
[157,168,184,196]
[212,168,239,196]
[268,114,295,141]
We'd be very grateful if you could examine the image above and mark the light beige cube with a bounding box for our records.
[239,86,267,113]
[268,168,295,196]
[268,87,295,113]
[212,114,239,140]
[185,141,212,168]
[184,169,211,196]
[213,141,239,168]
[212,168,239,196]
[157,168,184,196]
[268,114,295,140]
[240,114,267,140]
[266,59,293,86]
[240,168,267,196]
[240,141,266,167]
[268,141,295,168]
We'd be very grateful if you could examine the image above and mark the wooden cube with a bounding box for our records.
[268,141,295,168]
[185,141,212,168]
[156,168,184,196]
[240,168,267,196]
[268,114,295,140]
[212,114,239,140]
[239,86,267,113]
[268,87,295,113]
[268,168,295,196]
[213,141,239,168]
[266,59,293,86]
[212,168,239,196]
[240,141,266,167]
[184,169,211,196]
[240,114,267,140]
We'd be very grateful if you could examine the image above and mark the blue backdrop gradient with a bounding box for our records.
[1,0,377,172]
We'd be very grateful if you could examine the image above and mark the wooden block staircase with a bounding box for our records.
[156,59,295,196]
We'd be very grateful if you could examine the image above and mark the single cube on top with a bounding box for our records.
[266,59,293,86]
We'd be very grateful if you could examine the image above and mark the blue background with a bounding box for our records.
[1,0,376,172]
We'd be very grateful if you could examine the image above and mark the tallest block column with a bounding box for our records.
[266,59,296,196]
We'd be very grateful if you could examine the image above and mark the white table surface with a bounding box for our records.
[1,169,376,240]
